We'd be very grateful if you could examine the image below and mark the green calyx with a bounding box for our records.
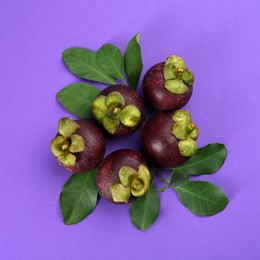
[110,164,151,203]
[163,55,194,94]
[172,110,199,157]
[92,91,141,134]
[50,117,85,167]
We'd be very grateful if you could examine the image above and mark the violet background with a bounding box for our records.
[1,0,259,259]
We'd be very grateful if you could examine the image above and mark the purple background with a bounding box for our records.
[1,0,259,259]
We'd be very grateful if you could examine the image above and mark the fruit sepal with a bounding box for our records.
[110,164,151,203]
[50,117,85,167]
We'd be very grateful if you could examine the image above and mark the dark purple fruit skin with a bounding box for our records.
[141,112,189,168]
[64,120,106,174]
[100,84,145,136]
[142,62,193,111]
[97,149,147,203]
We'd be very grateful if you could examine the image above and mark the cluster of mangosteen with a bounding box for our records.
[51,55,198,204]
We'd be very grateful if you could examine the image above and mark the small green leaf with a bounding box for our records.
[60,169,99,225]
[175,181,228,216]
[97,44,124,81]
[62,48,115,84]
[130,183,160,231]
[57,83,100,119]
[174,143,228,175]
[124,33,143,90]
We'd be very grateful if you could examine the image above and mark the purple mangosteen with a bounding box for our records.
[141,110,199,168]
[92,84,145,137]
[142,55,194,111]
[50,117,106,173]
[97,149,151,203]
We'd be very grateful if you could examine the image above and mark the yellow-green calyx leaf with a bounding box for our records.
[182,69,194,86]
[172,110,199,157]
[58,152,77,167]
[119,166,138,186]
[172,110,191,124]
[103,116,120,134]
[165,79,189,94]
[69,134,85,153]
[110,183,131,203]
[178,138,198,157]
[92,91,141,134]
[110,164,151,203]
[188,124,199,140]
[131,164,151,197]
[119,105,141,127]
[50,117,85,167]
[105,91,125,108]
[172,122,188,140]
[163,55,194,94]
[51,136,67,157]
[92,95,107,122]
[58,117,80,138]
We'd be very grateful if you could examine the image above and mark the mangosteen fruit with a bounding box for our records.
[50,117,106,173]
[97,149,151,203]
[142,55,194,110]
[92,84,145,136]
[141,110,199,168]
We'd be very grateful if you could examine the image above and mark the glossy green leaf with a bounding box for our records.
[160,169,189,192]
[57,83,100,119]
[174,143,227,175]
[62,48,115,84]
[60,169,98,225]
[130,183,160,231]
[168,169,190,188]
[175,181,228,216]
[97,44,124,81]
[124,33,143,90]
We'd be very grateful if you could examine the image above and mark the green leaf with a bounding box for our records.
[174,143,227,175]
[124,33,143,90]
[62,48,115,84]
[175,181,228,216]
[130,183,160,231]
[60,169,99,225]
[160,169,189,192]
[97,44,125,81]
[168,169,190,188]
[57,83,100,119]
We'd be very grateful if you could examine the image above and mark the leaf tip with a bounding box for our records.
[135,33,141,44]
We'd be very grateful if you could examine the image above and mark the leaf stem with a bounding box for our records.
[157,170,169,184]
[122,78,127,85]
